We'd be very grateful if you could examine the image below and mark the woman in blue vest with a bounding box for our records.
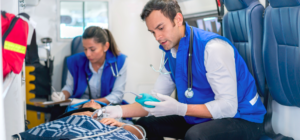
[51,26,127,105]
[104,0,266,140]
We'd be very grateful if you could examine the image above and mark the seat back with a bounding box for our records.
[263,0,300,107]
[61,36,84,88]
[222,0,266,96]
[71,36,84,55]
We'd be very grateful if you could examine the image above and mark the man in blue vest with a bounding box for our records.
[105,0,266,139]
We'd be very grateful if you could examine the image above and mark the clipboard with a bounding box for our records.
[33,98,89,106]
[33,99,72,106]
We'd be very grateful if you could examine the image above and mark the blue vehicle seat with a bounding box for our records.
[260,0,300,139]
[61,36,83,88]
[263,0,300,107]
[222,0,266,96]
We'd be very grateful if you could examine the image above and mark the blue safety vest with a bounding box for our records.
[163,23,266,125]
[67,50,127,99]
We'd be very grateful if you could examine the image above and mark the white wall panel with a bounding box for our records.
[109,0,161,103]
[259,0,266,7]
[179,0,217,16]
[272,101,300,140]
[4,74,25,139]
[1,0,18,14]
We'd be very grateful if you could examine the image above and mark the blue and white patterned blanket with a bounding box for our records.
[17,115,138,140]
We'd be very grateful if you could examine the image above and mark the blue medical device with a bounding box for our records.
[66,99,107,112]
[125,92,160,108]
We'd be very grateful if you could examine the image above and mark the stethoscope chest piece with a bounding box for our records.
[185,88,194,98]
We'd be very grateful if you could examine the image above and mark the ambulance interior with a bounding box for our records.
[0,0,300,140]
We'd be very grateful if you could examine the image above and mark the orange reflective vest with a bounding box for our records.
[1,11,29,78]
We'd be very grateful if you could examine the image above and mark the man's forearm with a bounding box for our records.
[186,104,212,118]
[122,102,149,118]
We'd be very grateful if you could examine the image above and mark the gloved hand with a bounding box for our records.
[104,105,123,119]
[143,93,187,117]
[51,92,66,102]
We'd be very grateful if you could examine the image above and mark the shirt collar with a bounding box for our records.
[89,61,105,74]
[85,49,116,75]
[170,48,177,58]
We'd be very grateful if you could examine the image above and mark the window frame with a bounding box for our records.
[57,0,111,42]
[183,10,221,35]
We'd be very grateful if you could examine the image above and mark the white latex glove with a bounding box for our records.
[143,93,187,117]
[104,105,123,119]
[51,92,65,102]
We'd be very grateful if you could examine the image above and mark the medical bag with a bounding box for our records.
[1,11,29,78]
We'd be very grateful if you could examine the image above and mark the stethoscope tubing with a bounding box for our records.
[150,26,194,98]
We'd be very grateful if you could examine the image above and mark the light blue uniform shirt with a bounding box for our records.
[62,60,127,104]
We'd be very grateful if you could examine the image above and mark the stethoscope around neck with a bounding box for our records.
[150,26,194,99]
[85,62,121,99]
[109,62,121,77]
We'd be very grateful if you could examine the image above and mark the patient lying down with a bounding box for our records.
[74,99,144,138]
[14,100,144,140]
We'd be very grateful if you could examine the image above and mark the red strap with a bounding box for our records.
[217,0,221,7]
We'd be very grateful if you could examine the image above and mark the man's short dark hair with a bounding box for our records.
[140,0,185,25]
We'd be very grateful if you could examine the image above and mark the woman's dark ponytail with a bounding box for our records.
[104,29,120,56]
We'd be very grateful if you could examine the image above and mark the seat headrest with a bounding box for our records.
[71,36,84,55]
[269,0,300,8]
[221,0,258,11]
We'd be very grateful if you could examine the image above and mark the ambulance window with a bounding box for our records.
[185,11,221,35]
[59,0,109,39]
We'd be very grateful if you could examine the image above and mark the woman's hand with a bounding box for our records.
[100,118,125,127]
